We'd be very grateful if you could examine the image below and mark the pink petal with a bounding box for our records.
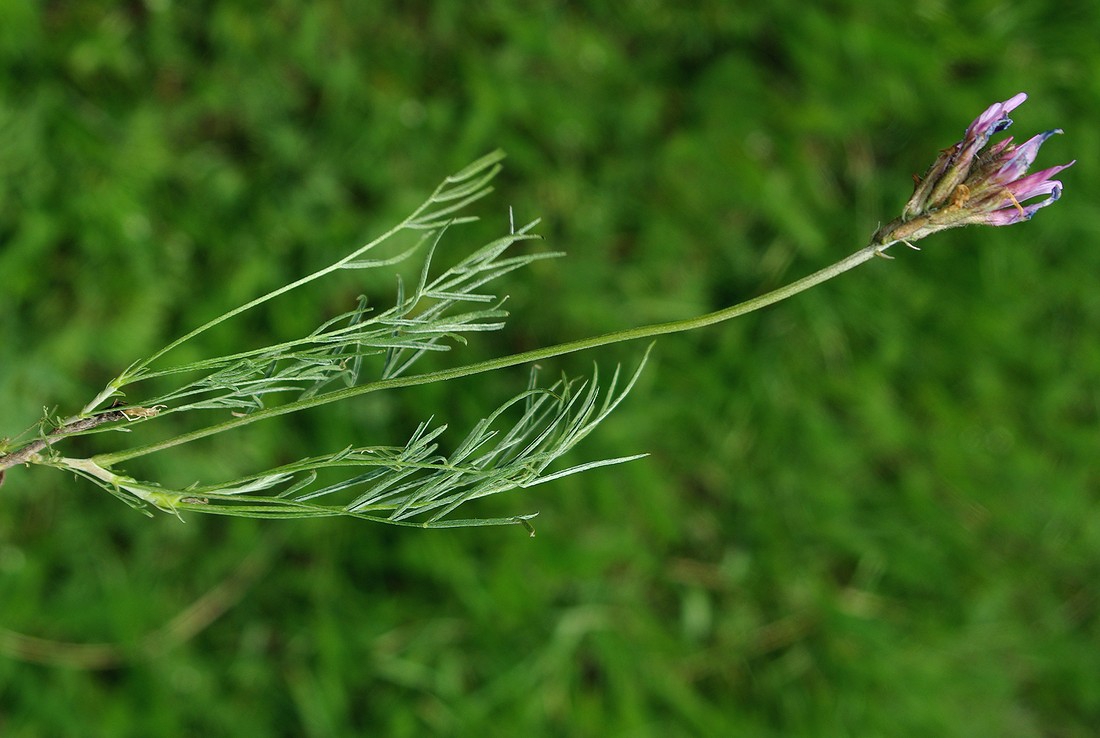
[1006,160,1076,199]
[966,92,1028,141]
[995,130,1064,181]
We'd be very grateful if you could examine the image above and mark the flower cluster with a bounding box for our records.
[873,92,1074,248]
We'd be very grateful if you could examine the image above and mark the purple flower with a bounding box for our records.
[873,93,1074,248]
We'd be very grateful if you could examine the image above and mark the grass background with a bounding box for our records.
[1,1,1099,735]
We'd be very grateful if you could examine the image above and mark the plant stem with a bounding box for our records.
[0,411,129,472]
[91,241,887,467]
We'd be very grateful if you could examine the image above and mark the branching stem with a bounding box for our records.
[89,241,887,467]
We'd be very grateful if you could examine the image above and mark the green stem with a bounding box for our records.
[92,242,886,467]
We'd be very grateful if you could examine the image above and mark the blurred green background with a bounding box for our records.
[1,1,1098,736]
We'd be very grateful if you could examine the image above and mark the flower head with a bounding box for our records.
[873,93,1074,248]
